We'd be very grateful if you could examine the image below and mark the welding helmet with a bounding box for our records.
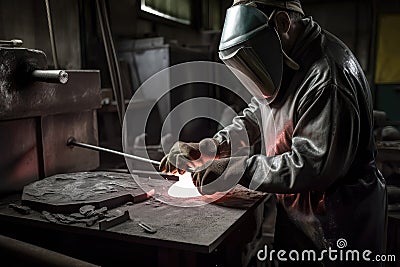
[219,4,298,99]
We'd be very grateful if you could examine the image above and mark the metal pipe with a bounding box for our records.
[100,0,126,118]
[0,39,23,47]
[31,70,68,84]
[45,0,59,69]
[95,0,125,125]
[67,137,161,166]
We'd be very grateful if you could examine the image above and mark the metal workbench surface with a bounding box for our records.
[0,174,268,255]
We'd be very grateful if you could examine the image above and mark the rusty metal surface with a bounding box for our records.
[41,111,100,177]
[0,70,101,120]
[0,119,39,193]
[0,48,102,192]
[0,47,47,91]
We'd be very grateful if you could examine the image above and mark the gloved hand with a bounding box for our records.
[159,141,200,174]
[192,156,248,195]
[159,138,222,174]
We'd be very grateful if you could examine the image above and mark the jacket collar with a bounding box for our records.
[266,17,322,105]
[290,16,322,64]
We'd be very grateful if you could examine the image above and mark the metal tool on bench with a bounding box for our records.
[138,221,157,234]
[99,210,130,230]
[66,137,195,173]
[67,137,161,165]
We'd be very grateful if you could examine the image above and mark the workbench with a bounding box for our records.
[0,173,270,267]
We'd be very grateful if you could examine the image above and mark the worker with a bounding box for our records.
[160,0,387,266]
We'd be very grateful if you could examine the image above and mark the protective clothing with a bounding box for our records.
[215,16,387,265]
[192,156,248,195]
[160,138,230,174]
[160,141,201,174]
[219,5,292,99]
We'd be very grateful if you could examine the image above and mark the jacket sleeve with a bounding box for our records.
[241,84,360,193]
[213,97,262,157]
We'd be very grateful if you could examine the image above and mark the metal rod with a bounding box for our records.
[45,0,59,68]
[67,137,161,166]
[31,70,68,84]
[0,39,23,47]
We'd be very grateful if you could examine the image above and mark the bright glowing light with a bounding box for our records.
[167,172,202,198]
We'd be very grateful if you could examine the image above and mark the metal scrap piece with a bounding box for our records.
[86,206,107,217]
[41,211,58,223]
[79,205,95,216]
[53,213,75,224]
[104,209,123,218]
[138,221,157,234]
[99,210,130,230]
[8,203,31,215]
[70,212,86,219]
[41,206,109,226]
[86,215,100,227]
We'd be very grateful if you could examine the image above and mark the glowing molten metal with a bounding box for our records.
[167,172,201,198]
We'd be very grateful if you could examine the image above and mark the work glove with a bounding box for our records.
[160,138,223,174]
[192,156,248,195]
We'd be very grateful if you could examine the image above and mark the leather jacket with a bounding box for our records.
[214,17,387,265]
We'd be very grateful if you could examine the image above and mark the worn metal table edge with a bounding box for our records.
[0,191,268,254]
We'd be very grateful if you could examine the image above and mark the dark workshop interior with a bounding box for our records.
[0,0,400,266]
